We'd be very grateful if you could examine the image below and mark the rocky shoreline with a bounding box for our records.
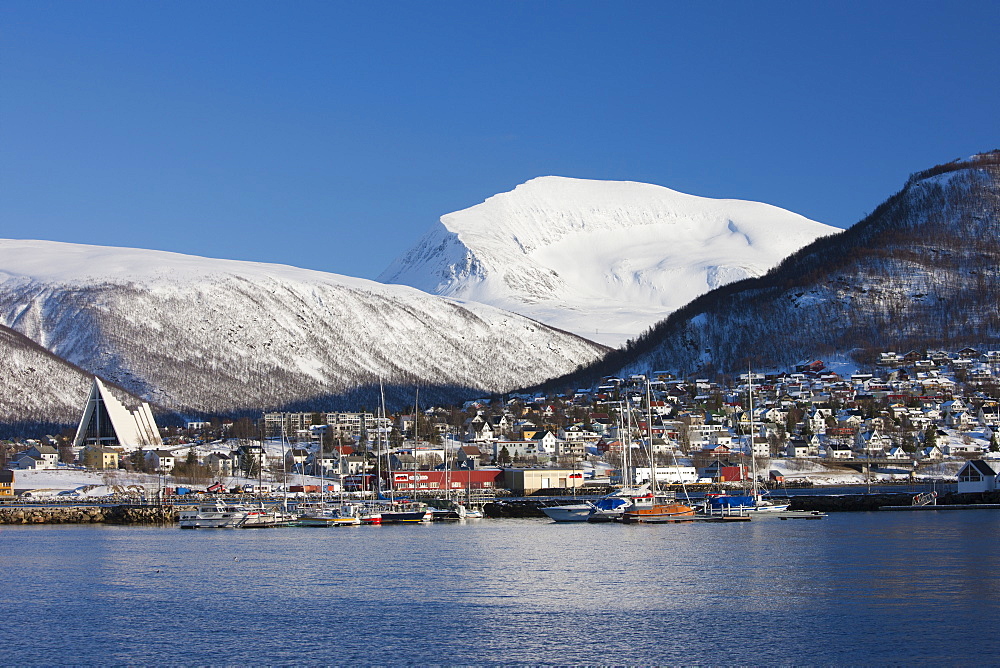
[0,505,178,525]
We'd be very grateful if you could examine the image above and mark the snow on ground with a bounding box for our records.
[767,457,962,486]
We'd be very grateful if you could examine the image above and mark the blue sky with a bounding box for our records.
[2,1,998,280]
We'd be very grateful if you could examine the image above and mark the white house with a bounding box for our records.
[786,440,810,458]
[920,445,944,460]
[885,446,911,460]
[205,452,233,476]
[956,460,999,493]
[144,450,175,472]
[11,445,60,470]
[826,442,854,460]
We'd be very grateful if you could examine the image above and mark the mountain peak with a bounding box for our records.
[381,176,837,346]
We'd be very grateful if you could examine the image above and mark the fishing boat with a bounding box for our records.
[356,504,383,525]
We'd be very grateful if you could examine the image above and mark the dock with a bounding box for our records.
[879,503,1000,511]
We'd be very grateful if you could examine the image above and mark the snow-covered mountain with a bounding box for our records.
[0,240,607,421]
[0,323,101,432]
[380,176,837,346]
[536,152,1000,385]
[0,322,154,436]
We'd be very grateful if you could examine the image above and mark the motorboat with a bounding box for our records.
[429,500,468,521]
[179,502,252,529]
[241,503,298,528]
[585,495,633,522]
[542,485,648,523]
[379,501,432,523]
[179,501,295,529]
[541,502,595,522]
[298,504,362,527]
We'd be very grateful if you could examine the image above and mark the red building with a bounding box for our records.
[385,469,502,491]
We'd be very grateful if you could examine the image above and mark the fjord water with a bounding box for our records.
[2,512,996,665]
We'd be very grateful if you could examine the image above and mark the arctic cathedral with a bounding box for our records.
[72,377,163,451]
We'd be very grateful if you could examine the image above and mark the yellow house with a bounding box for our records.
[0,470,13,497]
[82,446,120,470]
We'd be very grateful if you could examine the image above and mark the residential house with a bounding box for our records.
[82,446,119,470]
[956,460,999,493]
[493,440,539,463]
[826,442,854,460]
[855,430,887,457]
[285,448,309,472]
[205,452,233,476]
[144,450,175,472]
[786,439,810,458]
[0,470,13,497]
[29,444,60,467]
[920,445,944,460]
[457,445,485,469]
[465,415,495,442]
[232,443,267,475]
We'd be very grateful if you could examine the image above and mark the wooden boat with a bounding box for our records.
[621,491,696,524]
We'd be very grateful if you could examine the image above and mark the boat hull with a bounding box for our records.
[541,504,593,522]
[621,503,696,524]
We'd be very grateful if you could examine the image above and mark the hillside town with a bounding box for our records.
[2,347,999,499]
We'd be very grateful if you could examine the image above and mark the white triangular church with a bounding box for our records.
[73,377,163,452]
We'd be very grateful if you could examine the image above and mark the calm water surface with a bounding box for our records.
[2,512,997,665]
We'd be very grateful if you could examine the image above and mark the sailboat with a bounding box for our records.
[541,406,644,523]
[703,369,790,515]
[374,383,431,524]
[621,378,696,524]
[298,436,362,527]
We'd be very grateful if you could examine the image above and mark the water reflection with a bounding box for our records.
[1,512,998,665]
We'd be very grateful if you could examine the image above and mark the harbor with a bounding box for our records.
[2,510,997,666]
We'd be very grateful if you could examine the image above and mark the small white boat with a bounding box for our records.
[541,502,595,522]
[298,504,362,527]
[179,502,251,529]
[179,502,295,529]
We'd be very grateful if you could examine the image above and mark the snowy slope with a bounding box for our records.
[539,152,1000,383]
[0,323,99,430]
[380,176,837,346]
[0,240,607,419]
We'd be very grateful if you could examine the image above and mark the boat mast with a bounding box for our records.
[645,378,658,495]
[748,365,759,500]
[380,379,392,504]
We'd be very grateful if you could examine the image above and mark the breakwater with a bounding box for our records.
[0,505,177,525]
[789,490,1000,512]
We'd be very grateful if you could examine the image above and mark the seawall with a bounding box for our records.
[0,505,177,525]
